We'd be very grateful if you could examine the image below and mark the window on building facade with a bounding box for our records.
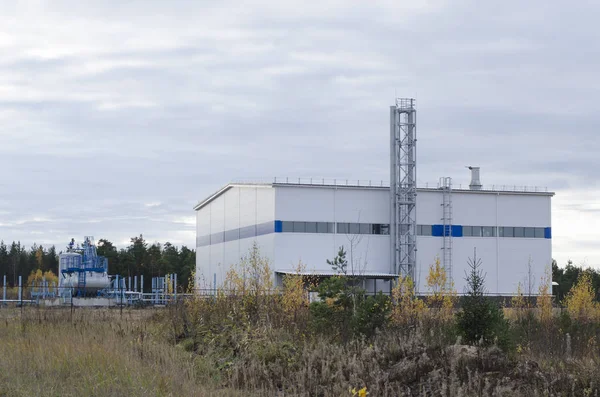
[256,222,273,236]
[305,222,317,233]
[348,223,360,234]
[293,221,306,233]
[421,224,432,236]
[482,226,495,237]
[514,227,525,238]
[534,227,545,238]
[211,232,224,244]
[224,229,239,242]
[281,221,294,232]
[317,222,334,233]
[337,223,349,234]
[239,225,256,239]
[197,235,210,247]
[524,227,535,238]
[359,223,371,234]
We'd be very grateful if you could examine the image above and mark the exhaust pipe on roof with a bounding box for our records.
[467,166,482,190]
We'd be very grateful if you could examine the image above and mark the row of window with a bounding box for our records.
[498,227,546,238]
[280,221,390,235]
[197,221,273,247]
[197,221,551,247]
[416,225,548,238]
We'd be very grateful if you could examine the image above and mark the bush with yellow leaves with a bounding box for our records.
[223,242,275,325]
[537,265,553,324]
[507,282,528,322]
[564,271,598,322]
[27,269,58,292]
[390,275,425,327]
[281,261,313,327]
[425,257,457,322]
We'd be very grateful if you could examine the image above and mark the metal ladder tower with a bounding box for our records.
[440,177,453,287]
[77,236,96,296]
[390,98,417,280]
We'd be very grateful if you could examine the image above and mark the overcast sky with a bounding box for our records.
[0,0,598,267]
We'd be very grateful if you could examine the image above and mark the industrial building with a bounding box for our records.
[194,100,553,295]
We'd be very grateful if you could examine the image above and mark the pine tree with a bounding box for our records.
[456,249,510,349]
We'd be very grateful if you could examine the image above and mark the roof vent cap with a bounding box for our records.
[467,166,482,190]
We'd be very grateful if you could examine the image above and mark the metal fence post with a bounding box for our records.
[18,276,22,310]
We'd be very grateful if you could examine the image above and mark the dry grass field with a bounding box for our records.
[1,292,600,396]
[0,307,247,397]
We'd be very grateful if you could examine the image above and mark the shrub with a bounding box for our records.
[309,247,390,340]
[564,271,598,322]
[353,292,391,337]
[425,257,457,322]
[390,275,425,327]
[26,269,58,291]
[281,262,311,327]
[537,265,553,324]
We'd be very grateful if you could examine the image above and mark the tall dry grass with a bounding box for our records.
[160,292,600,397]
[0,307,249,397]
[2,302,600,396]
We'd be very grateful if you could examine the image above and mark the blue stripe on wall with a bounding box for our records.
[274,220,282,233]
[452,225,463,237]
[432,225,462,237]
[544,227,552,239]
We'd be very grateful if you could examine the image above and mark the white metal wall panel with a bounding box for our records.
[224,187,240,231]
[275,186,390,224]
[239,187,258,227]
[496,238,552,294]
[196,207,210,233]
[257,187,276,224]
[209,194,225,234]
[333,188,390,224]
[497,194,551,226]
[449,192,498,226]
[416,235,551,295]
[195,246,210,288]
[195,185,276,290]
[415,191,444,225]
[275,186,336,221]
[273,234,390,275]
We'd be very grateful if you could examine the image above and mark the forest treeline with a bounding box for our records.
[0,235,195,290]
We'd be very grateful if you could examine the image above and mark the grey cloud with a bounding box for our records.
[0,0,599,267]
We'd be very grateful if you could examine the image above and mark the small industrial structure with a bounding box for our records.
[194,99,554,295]
[59,236,110,296]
